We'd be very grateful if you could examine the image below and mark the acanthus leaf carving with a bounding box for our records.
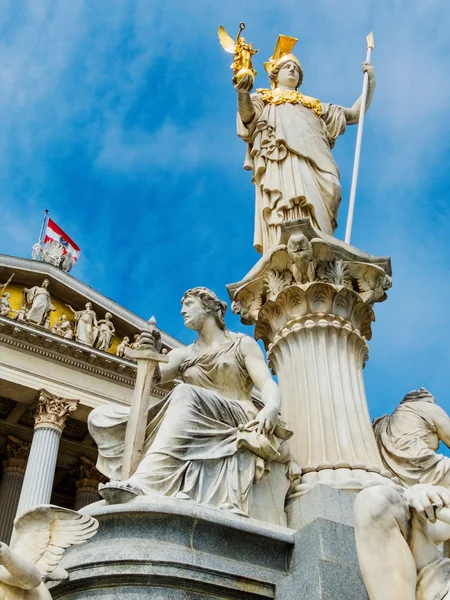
[34,389,79,433]
[264,269,293,300]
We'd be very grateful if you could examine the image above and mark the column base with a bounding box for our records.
[291,465,397,497]
[279,484,369,600]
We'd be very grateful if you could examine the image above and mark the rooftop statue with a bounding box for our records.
[89,287,299,520]
[66,302,98,347]
[355,389,450,600]
[23,280,55,327]
[0,293,13,318]
[51,314,74,339]
[220,28,375,255]
[95,312,115,352]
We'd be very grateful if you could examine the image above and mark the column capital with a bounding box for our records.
[2,435,30,474]
[34,389,79,433]
[227,219,392,351]
[72,456,106,491]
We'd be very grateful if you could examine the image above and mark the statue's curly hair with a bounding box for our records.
[269,59,303,90]
[181,287,228,330]
[400,387,435,404]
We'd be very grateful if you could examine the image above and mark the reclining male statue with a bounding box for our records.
[88,287,300,523]
[354,388,450,600]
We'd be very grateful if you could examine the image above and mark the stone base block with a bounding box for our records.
[48,496,295,599]
[49,487,369,599]
[280,484,368,600]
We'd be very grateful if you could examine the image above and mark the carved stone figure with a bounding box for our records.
[355,387,450,600]
[95,313,115,352]
[0,505,97,599]
[89,287,299,518]
[116,336,130,357]
[31,243,43,261]
[66,302,98,347]
[373,387,450,488]
[287,234,315,284]
[0,293,13,317]
[355,483,450,600]
[59,251,74,273]
[130,334,141,349]
[234,35,376,255]
[41,240,64,267]
[14,307,26,322]
[24,280,55,327]
[51,314,73,339]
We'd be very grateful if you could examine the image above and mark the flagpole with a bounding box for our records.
[344,32,375,245]
[38,209,49,244]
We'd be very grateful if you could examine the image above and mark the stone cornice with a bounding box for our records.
[0,316,169,399]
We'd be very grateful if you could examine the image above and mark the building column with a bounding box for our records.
[0,436,30,543]
[73,456,105,510]
[16,390,78,516]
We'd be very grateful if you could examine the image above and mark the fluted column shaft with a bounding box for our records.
[16,389,78,517]
[74,485,101,510]
[17,427,60,515]
[269,316,393,493]
[0,436,30,542]
[72,456,104,510]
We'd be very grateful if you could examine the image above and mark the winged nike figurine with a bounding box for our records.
[0,505,98,599]
[218,22,258,83]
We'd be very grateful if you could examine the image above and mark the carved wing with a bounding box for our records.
[218,26,236,53]
[10,505,98,577]
[348,263,373,294]
[310,238,334,262]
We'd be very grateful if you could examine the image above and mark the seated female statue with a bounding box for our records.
[88,287,298,520]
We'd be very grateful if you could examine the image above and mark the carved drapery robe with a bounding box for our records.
[373,401,450,488]
[89,333,297,517]
[74,309,98,346]
[238,94,346,254]
[25,286,53,325]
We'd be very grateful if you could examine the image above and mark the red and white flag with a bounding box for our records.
[44,218,81,262]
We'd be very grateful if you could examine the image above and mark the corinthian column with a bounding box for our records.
[0,436,30,543]
[16,390,78,516]
[73,456,105,510]
[228,218,396,495]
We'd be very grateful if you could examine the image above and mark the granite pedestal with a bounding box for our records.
[49,486,368,599]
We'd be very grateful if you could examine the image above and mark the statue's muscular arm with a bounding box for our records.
[156,347,187,385]
[0,543,41,590]
[234,74,256,125]
[343,62,376,125]
[241,336,281,434]
[430,404,450,448]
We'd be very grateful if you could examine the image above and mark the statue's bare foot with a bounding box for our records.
[99,480,143,505]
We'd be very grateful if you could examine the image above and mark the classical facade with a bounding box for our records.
[0,253,182,543]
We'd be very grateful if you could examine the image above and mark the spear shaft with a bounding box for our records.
[344,33,375,245]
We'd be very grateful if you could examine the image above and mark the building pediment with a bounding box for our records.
[0,254,182,357]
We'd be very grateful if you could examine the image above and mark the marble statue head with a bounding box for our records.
[270,58,303,90]
[181,287,227,331]
[400,387,436,404]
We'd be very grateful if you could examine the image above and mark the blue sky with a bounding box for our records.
[0,0,449,428]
